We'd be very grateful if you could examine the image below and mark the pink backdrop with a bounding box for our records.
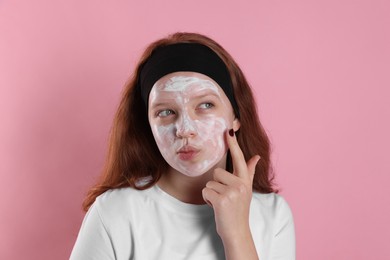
[1,0,389,259]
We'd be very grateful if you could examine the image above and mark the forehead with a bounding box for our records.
[151,71,222,95]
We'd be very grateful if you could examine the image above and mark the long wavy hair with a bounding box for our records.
[83,32,277,211]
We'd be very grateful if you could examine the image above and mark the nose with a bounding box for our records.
[175,112,197,138]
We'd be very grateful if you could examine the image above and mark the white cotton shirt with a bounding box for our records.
[70,185,295,260]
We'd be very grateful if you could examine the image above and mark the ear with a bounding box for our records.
[232,117,241,132]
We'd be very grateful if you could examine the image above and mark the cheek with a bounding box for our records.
[196,117,228,148]
[151,123,175,147]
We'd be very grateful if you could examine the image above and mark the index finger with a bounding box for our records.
[226,129,248,179]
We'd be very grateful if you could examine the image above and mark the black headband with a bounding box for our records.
[138,43,240,117]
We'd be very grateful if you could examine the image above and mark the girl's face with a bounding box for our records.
[148,72,240,177]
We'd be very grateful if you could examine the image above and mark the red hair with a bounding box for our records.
[82,32,277,211]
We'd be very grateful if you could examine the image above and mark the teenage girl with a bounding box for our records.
[70,32,295,260]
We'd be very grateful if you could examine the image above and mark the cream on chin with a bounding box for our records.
[149,74,235,177]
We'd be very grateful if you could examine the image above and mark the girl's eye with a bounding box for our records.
[157,109,175,117]
[198,103,214,110]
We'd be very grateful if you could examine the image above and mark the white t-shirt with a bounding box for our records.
[70,185,295,260]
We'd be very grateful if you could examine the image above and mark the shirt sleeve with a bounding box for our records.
[69,202,116,260]
[269,195,296,260]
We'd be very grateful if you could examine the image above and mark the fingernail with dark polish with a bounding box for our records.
[229,129,234,137]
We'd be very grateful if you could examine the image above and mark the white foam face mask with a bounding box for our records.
[148,73,236,177]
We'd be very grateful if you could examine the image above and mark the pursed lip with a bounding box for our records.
[176,145,200,160]
[177,145,200,154]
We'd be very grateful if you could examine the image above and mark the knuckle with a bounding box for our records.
[226,189,236,200]
[219,196,230,208]
[237,183,248,195]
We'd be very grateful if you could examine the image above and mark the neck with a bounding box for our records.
[157,158,226,205]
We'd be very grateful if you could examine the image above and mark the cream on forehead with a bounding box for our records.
[148,74,235,177]
[157,76,219,93]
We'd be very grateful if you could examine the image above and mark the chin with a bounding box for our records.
[175,164,217,178]
[167,153,226,177]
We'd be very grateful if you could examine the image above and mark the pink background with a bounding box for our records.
[1,0,389,259]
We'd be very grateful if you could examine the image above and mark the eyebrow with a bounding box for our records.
[150,101,172,109]
[150,92,221,109]
[192,92,220,100]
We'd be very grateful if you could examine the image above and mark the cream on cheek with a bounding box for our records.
[188,116,228,173]
[153,116,229,177]
[149,76,232,177]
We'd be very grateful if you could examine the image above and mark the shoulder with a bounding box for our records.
[93,187,151,221]
[251,192,289,207]
[251,192,294,219]
[96,187,145,204]
[251,192,295,239]
[249,193,295,257]
[250,193,296,258]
